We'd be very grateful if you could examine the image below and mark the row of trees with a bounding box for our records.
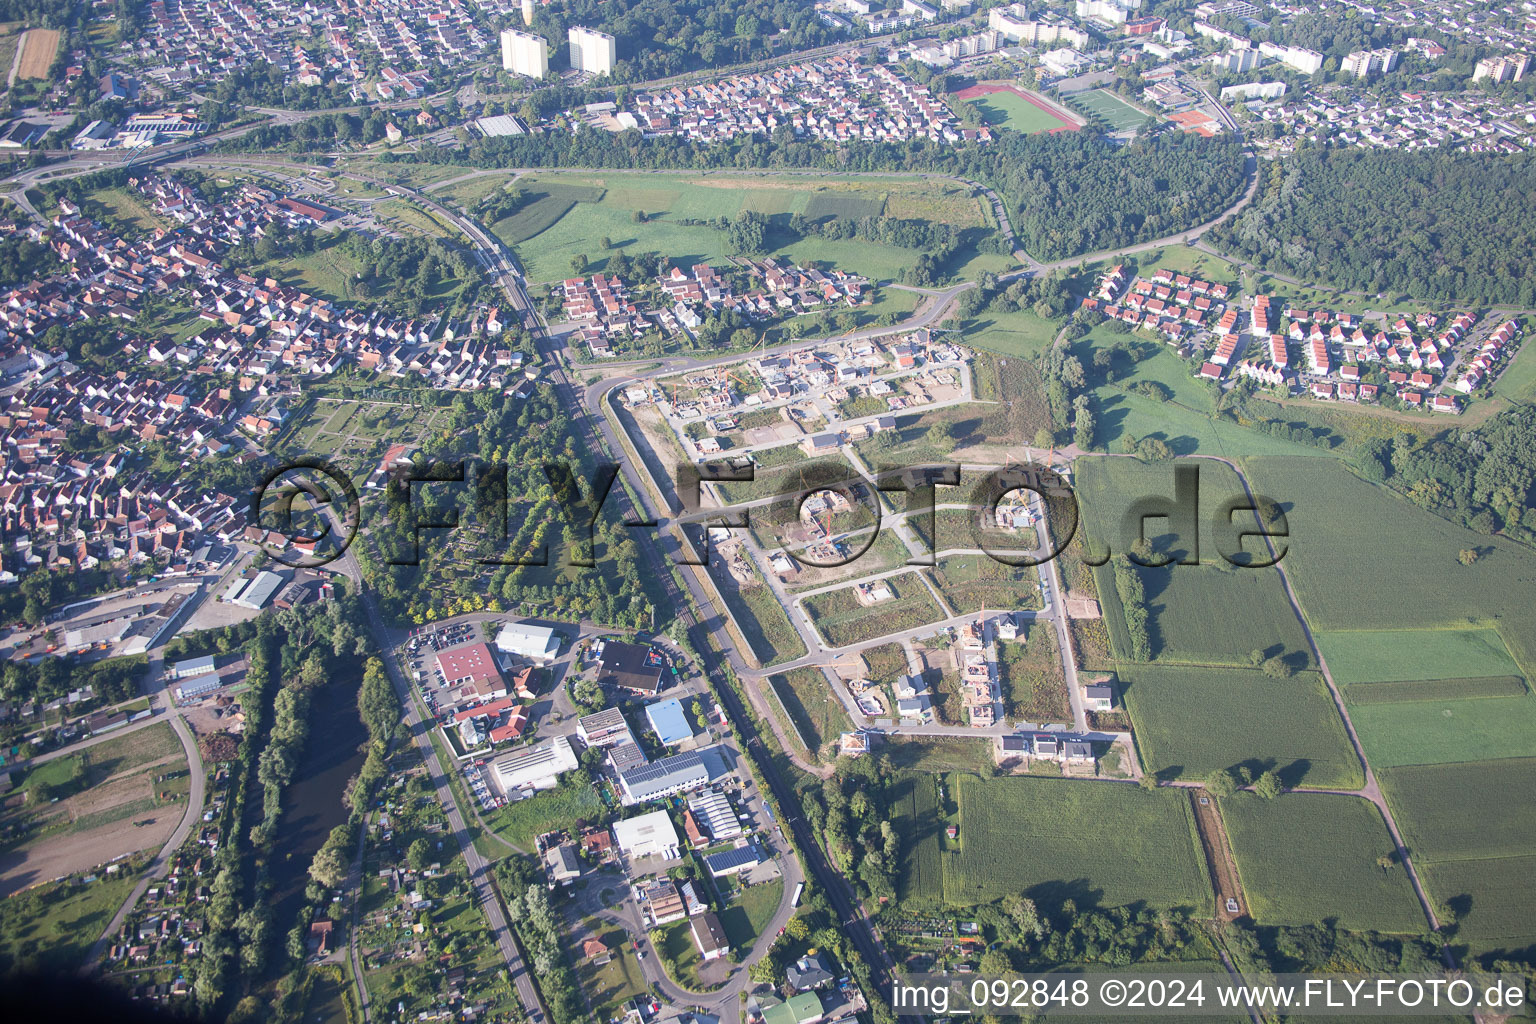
[1111,556,1153,661]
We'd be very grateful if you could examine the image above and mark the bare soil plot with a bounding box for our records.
[15,28,58,79]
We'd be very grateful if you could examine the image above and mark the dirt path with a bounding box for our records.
[1189,789,1245,921]
[0,804,178,897]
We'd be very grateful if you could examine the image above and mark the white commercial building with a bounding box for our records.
[612,809,681,860]
[496,622,560,661]
[568,26,616,75]
[502,28,549,78]
[492,735,578,791]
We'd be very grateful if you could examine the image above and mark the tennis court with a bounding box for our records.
[1073,89,1149,132]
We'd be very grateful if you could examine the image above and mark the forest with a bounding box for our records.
[1354,404,1536,544]
[1209,148,1536,306]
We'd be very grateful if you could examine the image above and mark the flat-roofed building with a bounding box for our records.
[437,642,506,702]
[612,809,680,860]
[617,748,713,804]
[576,706,633,747]
[492,735,578,791]
[598,641,664,695]
[495,622,560,661]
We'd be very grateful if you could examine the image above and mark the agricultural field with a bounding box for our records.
[15,27,58,79]
[801,574,947,648]
[911,774,1211,912]
[1348,695,1536,767]
[1074,457,1315,667]
[1071,89,1149,132]
[769,669,852,754]
[488,173,1010,285]
[1240,458,1536,674]
[1220,794,1425,933]
[1377,759,1536,863]
[891,773,944,901]
[1316,628,1521,685]
[1119,664,1362,789]
[1343,676,1528,703]
[1376,760,1536,956]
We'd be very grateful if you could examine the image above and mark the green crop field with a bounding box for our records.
[502,173,1011,285]
[1376,760,1536,863]
[1241,458,1536,675]
[1344,676,1528,703]
[1317,628,1521,684]
[490,183,605,244]
[1377,760,1536,955]
[1072,89,1150,132]
[1074,457,1315,667]
[967,90,1074,134]
[931,775,1211,912]
[891,773,944,900]
[1221,794,1425,932]
[769,668,852,753]
[802,575,947,648]
[1349,696,1536,767]
[1120,664,1362,788]
[1419,855,1536,951]
[804,194,884,220]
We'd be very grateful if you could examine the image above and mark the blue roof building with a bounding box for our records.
[645,698,693,746]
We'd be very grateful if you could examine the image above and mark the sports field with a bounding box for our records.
[467,173,1008,285]
[1072,89,1149,132]
[953,83,1078,134]
[1120,664,1362,789]
[924,774,1212,912]
[1221,794,1425,933]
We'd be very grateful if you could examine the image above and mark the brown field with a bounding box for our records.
[16,27,59,79]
